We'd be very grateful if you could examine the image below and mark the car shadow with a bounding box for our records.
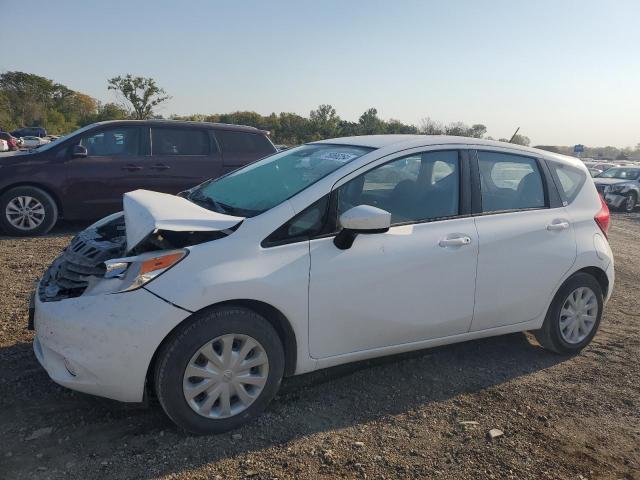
[0,331,573,478]
[0,220,90,240]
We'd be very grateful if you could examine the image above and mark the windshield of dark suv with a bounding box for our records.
[31,124,96,153]
[188,144,374,216]
[598,167,640,180]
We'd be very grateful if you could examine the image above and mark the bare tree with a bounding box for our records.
[418,117,444,135]
[107,75,170,120]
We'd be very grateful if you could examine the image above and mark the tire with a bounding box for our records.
[623,191,637,213]
[534,272,603,354]
[0,186,58,236]
[154,306,285,434]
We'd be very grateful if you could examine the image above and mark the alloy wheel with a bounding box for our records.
[559,287,598,344]
[5,196,46,231]
[182,334,269,419]
[625,194,636,212]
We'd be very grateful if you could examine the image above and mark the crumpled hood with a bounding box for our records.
[594,178,633,186]
[123,189,244,250]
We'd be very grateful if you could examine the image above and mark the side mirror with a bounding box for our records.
[71,144,87,158]
[334,205,391,250]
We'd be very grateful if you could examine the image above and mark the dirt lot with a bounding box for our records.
[1,214,639,480]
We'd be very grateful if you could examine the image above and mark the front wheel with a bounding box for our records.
[0,186,58,236]
[154,306,285,434]
[534,272,603,354]
[623,191,637,213]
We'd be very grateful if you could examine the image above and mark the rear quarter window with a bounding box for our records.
[548,162,586,204]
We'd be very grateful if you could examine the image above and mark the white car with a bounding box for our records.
[0,139,8,152]
[32,136,614,434]
[20,136,49,148]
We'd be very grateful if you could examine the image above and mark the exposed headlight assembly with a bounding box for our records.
[101,249,188,293]
[607,184,630,194]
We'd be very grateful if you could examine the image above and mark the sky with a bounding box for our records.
[1,0,639,147]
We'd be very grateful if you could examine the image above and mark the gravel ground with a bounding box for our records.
[0,214,639,480]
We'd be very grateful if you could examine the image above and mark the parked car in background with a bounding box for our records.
[594,166,640,212]
[584,161,619,172]
[19,136,50,149]
[588,168,603,177]
[0,131,19,151]
[32,136,613,434]
[593,163,619,171]
[0,139,8,152]
[12,126,47,138]
[0,120,276,235]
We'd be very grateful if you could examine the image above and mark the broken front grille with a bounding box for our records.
[39,216,126,302]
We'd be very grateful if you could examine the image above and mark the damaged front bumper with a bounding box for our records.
[603,193,626,208]
[32,286,190,402]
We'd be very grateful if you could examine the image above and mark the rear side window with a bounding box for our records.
[151,128,210,155]
[216,130,274,155]
[548,162,586,204]
[478,151,545,213]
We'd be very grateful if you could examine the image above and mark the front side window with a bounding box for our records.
[151,128,210,155]
[478,151,545,213]
[264,195,331,245]
[337,150,460,225]
[188,144,373,217]
[79,127,141,157]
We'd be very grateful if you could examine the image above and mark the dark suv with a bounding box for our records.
[0,120,276,235]
[12,126,48,138]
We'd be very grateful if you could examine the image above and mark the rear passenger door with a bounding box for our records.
[215,130,276,174]
[147,127,222,193]
[470,150,576,332]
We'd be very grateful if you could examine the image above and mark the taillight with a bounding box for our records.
[595,194,610,238]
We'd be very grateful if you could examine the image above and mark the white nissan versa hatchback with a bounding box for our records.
[32,135,614,434]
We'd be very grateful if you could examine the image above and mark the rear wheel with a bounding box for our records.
[154,306,285,434]
[534,272,603,354]
[0,186,58,236]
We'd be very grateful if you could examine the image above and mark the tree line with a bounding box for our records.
[0,71,520,146]
[2,71,637,158]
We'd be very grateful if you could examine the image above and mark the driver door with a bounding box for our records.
[308,149,479,359]
[64,126,149,219]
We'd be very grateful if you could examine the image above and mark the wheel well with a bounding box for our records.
[576,266,609,298]
[0,183,63,217]
[146,299,298,394]
[218,300,298,377]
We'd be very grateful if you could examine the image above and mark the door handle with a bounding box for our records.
[439,235,472,247]
[121,164,143,171]
[150,164,171,171]
[546,220,570,231]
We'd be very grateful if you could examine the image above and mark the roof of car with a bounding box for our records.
[310,134,582,167]
[90,119,269,135]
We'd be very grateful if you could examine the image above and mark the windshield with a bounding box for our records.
[32,123,97,152]
[188,144,374,216]
[598,167,640,180]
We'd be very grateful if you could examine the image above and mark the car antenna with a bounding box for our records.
[508,127,520,143]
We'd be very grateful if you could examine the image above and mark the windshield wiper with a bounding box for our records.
[215,201,261,217]
[187,192,227,214]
